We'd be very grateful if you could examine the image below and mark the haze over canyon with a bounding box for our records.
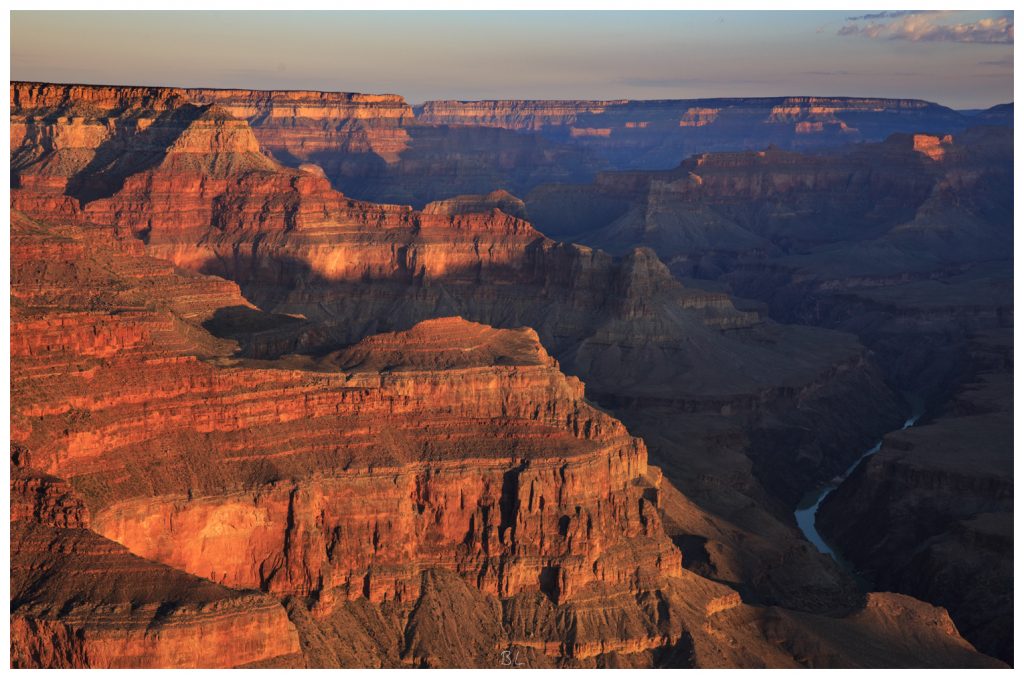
[8,75,1013,669]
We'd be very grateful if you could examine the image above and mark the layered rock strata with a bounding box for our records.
[10,211,686,666]
[9,83,1009,668]
[14,82,1000,207]
[9,89,911,616]
[418,97,976,170]
[527,128,1012,275]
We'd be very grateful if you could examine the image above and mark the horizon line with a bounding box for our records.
[10,79,1015,111]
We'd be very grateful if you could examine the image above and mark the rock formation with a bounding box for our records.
[8,82,1011,669]
[7,84,914,618]
[14,82,1001,207]
[517,101,1015,665]
[417,97,975,171]
[526,127,1012,278]
[10,210,682,665]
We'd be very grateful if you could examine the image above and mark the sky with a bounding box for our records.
[10,10,1014,109]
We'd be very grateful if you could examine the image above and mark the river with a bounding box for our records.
[794,406,923,567]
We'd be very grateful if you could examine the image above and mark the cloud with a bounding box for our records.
[845,10,929,21]
[839,12,1013,44]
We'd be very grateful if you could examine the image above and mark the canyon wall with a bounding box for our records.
[818,331,1013,663]
[14,82,995,206]
[418,97,975,170]
[10,212,1001,668]
[8,85,914,616]
[9,82,1010,668]
[527,128,1012,273]
[10,210,687,666]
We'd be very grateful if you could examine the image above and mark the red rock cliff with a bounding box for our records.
[10,209,684,665]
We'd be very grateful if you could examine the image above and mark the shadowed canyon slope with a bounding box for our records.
[521,98,1014,664]
[818,330,1013,663]
[8,82,1012,668]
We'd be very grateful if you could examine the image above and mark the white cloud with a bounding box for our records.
[839,12,1013,45]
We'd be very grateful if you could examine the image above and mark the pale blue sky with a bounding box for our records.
[10,11,1014,108]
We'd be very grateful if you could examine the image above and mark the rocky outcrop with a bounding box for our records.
[911,133,954,161]
[755,592,1005,669]
[525,126,1012,414]
[11,436,302,668]
[75,314,682,608]
[9,212,306,668]
[11,95,790,385]
[10,522,303,669]
[10,82,411,163]
[186,87,415,170]
[10,81,605,207]
[422,189,528,219]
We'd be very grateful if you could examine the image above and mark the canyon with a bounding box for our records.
[520,108,1014,665]
[8,81,1013,668]
[13,82,1005,207]
[818,330,1013,663]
